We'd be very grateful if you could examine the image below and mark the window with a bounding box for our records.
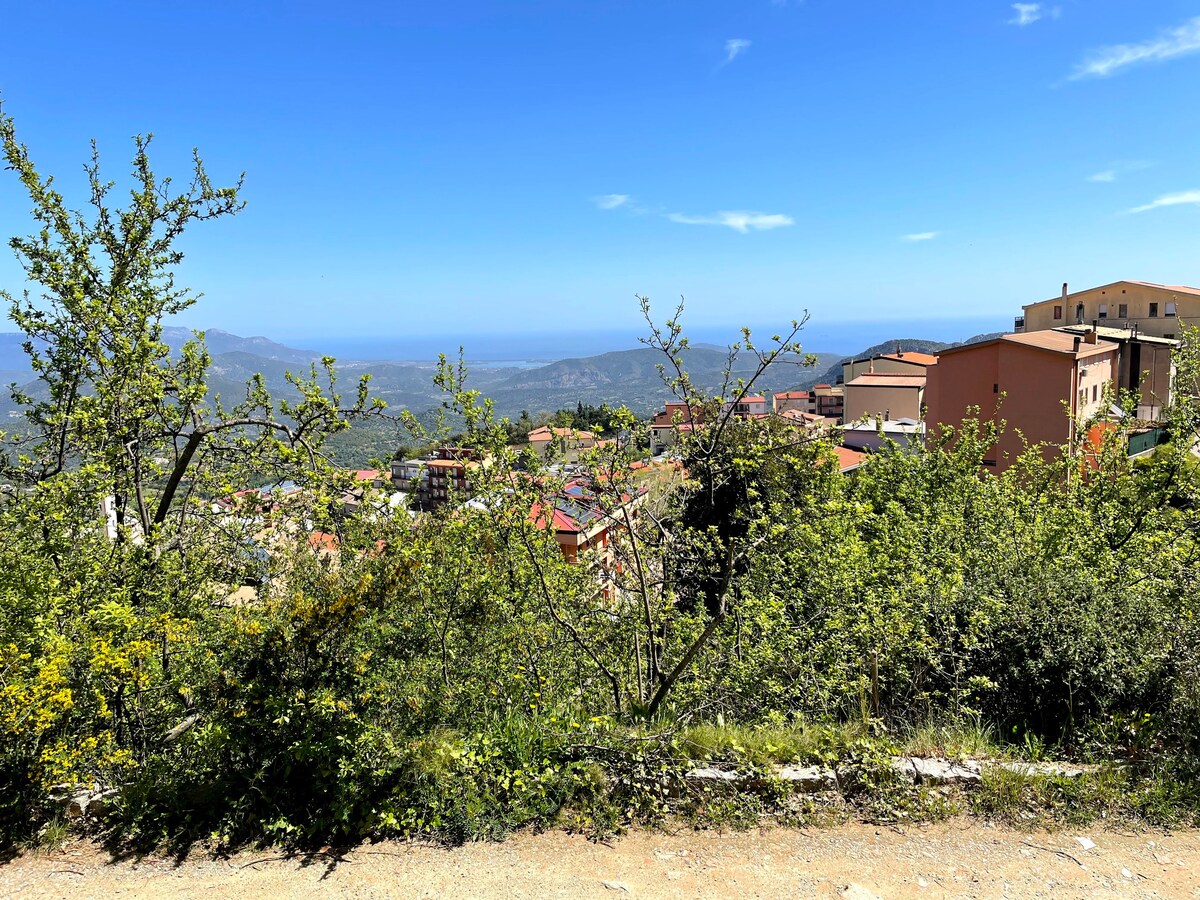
[1098,303,1108,319]
[1053,305,1062,320]
[1079,389,1087,406]
[1165,333,1176,340]
[1092,384,1098,402]
[993,383,999,394]
[1166,301,1177,317]
[1118,303,1128,318]
[1149,302,1159,317]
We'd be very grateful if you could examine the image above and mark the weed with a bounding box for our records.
[678,721,869,766]
[30,815,74,851]
[899,719,1004,760]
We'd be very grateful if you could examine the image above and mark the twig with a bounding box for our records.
[1022,839,1086,868]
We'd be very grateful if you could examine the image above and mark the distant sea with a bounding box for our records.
[285,316,1010,364]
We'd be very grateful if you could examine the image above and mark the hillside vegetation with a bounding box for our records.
[3,113,1199,852]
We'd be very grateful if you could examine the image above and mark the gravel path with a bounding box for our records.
[3,822,1199,899]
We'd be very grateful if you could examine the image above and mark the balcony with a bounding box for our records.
[1013,315,1025,333]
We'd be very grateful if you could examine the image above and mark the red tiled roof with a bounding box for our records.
[780,409,824,422]
[651,403,704,427]
[1001,332,1118,358]
[529,426,595,441]
[651,421,698,431]
[881,352,938,366]
[308,531,339,552]
[938,331,1118,360]
[774,390,811,400]
[832,446,867,472]
[1122,280,1200,296]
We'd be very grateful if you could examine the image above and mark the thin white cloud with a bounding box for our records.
[1010,4,1042,26]
[1070,16,1200,80]
[724,39,751,64]
[1127,190,1200,214]
[902,231,939,242]
[1087,160,1153,183]
[1009,4,1060,26]
[667,210,794,233]
[594,194,630,210]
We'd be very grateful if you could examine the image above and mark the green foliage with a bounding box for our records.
[972,760,1200,829]
[3,107,1200,847]
[678,721,870,766]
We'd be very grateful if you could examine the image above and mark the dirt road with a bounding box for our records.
[3,822,1199,899]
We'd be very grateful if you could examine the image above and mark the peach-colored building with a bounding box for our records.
[925,331,1119,471]
[1017,280,1200,340]
[772,390,812,415]
[528,425,597,459]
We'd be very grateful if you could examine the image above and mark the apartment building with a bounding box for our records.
[813,384,845,423]
[925,331,1119,471]
[389,447,484,509]
[530,478,647,600]
[1017,280,1200,340]
[530,479,624,563]
[1052,324,1175,420]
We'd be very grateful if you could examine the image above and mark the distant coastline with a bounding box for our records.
[277,316,1009,363]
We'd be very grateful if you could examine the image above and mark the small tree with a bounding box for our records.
[0,106,382,805]
[0,107,380,541]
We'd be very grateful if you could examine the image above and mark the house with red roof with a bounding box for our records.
[530,478,646,598]
[841,348,939,385]
[831,445,867,474]
[772,390,811,415]
[649,401,704,455]
[527,425,597,460]
[728,395,768,418]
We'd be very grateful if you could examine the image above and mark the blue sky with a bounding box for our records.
[1,1,1199,354]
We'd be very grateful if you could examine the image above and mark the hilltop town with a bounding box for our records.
[184,278,1196,649]
[372,279,1184,522]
